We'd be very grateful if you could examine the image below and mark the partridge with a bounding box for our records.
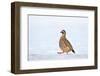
[58,30,75,54]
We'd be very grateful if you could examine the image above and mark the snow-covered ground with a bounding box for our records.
[28,50,88,61]
[28,15,88,61]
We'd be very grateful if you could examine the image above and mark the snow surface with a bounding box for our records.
[28,50,88,61]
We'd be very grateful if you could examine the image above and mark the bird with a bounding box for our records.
[58,30,75,54]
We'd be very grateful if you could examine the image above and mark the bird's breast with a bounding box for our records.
[59,37,67,49]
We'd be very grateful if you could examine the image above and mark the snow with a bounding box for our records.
[28,50,88,61]
[28,15,89,61]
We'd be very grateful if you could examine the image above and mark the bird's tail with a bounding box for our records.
[72,49,75,53]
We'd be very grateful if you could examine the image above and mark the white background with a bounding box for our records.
[29,14,88,55]
[0,0,100,76]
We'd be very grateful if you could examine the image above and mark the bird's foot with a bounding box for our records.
[57,52,64,54]
[66,52,69,55]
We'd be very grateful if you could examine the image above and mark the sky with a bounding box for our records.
[28,14,88,56]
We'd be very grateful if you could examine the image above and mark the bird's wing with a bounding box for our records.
[63,38,73,49]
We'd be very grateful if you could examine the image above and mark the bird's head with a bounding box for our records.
[60,30,66,35]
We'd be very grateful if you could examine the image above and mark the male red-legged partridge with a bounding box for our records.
[58,30,75,54]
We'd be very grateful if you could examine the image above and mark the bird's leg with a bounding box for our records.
[66,52,68,55]
[57,52,64,54]
[57,49,64,54]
